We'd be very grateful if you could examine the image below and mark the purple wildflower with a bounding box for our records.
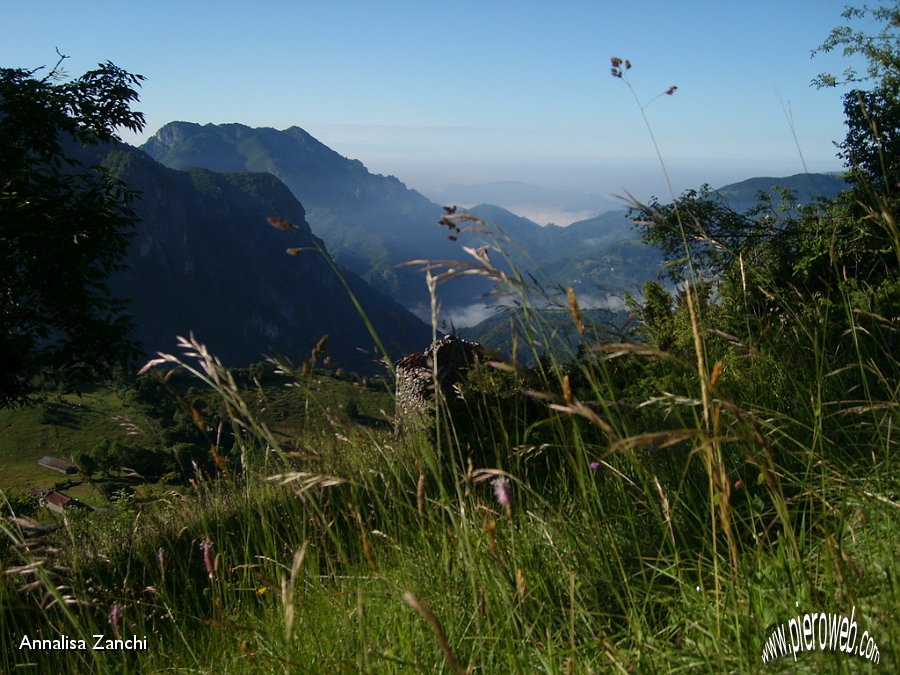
[492,477,513,518]
[109,602,122,637]
[589,461,600,470]
[201,539,215,579]
[492,477,511,508]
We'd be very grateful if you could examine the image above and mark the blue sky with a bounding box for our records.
[2,1,870,202]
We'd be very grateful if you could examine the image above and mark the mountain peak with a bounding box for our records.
[140,121,473,308]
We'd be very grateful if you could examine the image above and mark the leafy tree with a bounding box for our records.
[1,490,36,519]
[0,55,145,406]
[90,439,115,475]
[74,451,96,478]
[838,86,900,189]
[634,281,675,350]
[636,5,900,293]
[801,5,900,285]
[632,186,800,282]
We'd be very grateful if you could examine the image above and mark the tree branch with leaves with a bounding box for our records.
[0,55,145,406]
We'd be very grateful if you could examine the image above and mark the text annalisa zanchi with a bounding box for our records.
[18,633,148,651]
[761,603,880,664]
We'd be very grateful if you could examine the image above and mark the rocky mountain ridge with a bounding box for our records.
[90,143,433,370]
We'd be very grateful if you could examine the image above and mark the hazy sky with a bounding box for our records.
[2,0,870,201]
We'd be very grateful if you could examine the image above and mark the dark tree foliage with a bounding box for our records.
[814,5,900,190]
[631,186,800,282]
[812,4,900,92]
[840,86,900,189]
[0,57,145,406]
[801,4,900,286]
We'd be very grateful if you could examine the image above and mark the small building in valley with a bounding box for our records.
[38,456,79,474]
[30,487,92,515]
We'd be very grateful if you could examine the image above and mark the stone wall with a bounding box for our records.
[394,335,484,430]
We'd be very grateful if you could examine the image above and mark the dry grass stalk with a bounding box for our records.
[588,341,678,362]
[561,374,573,404]
[404,243,513,289]
[266,473,348,491]
[652,475,675,548]
[484,518,497,553]
[350,505,377,572]
[515,568,526,601]
[281,541,309,642]
[548,399,616,437]
[685,282,740,597]
[416,463,427,516]
[684,282,711,430]
[566,287,584,335]
[608,429,702,453]
[402,591,468,675]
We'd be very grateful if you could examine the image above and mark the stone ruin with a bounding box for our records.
[394,335,485,431]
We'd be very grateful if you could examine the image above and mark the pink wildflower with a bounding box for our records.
[109,602,122,637]
[492,477,511,508]
[492,477,513,519]
[201,539,215,579]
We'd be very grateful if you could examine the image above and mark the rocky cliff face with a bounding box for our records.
[95,145,432,370]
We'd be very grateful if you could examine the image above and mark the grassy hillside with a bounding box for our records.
[1,206,896,672]
[2,180,895,674]
[0,390,143,491]
[0,371,394,511]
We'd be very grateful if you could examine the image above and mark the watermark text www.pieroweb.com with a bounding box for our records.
[761,603,881,664]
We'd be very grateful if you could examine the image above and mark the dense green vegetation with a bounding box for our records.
[2,5,898,673]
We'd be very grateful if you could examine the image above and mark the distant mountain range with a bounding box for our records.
[142,122,486,313]
[434,181,619,226]
[704,172,846,213]
[458,204,661,302]
[139,123,670,319]
[136,121,850,349]
[86,144,432,370]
